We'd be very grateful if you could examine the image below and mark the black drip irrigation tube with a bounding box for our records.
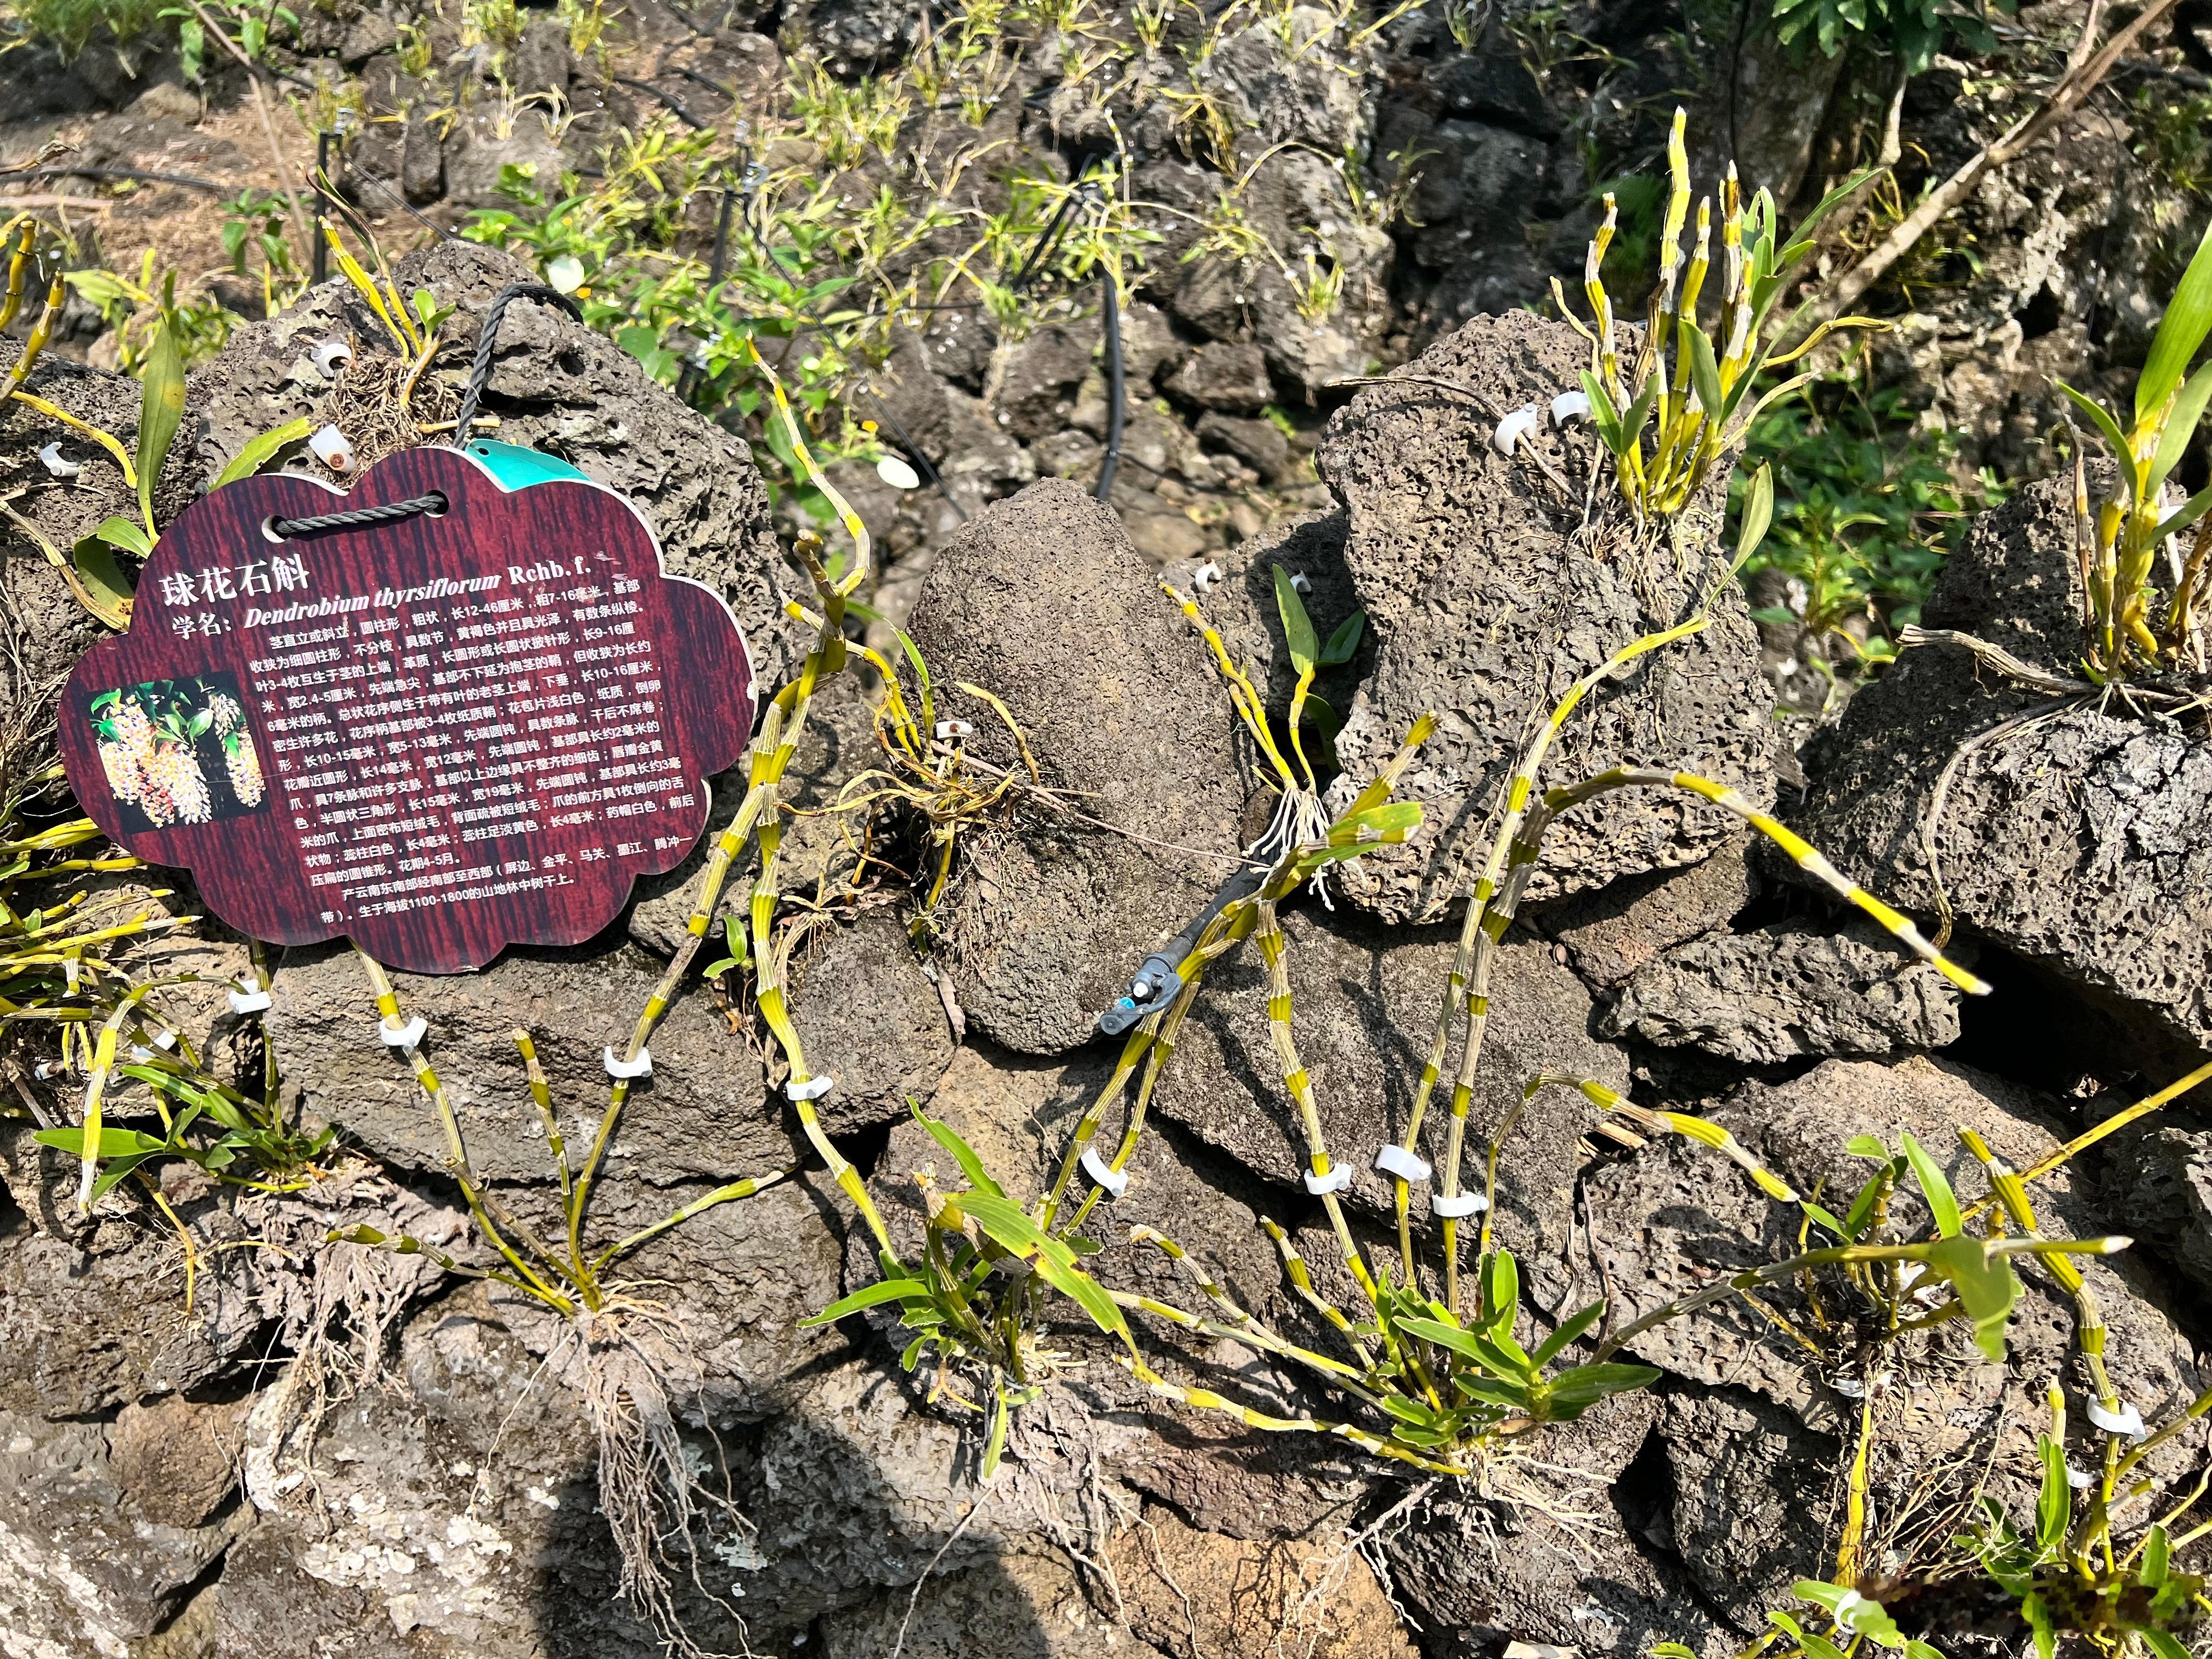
[7,166,233,191]
[1096,261,1126,505]
[311,130,334,285]
[1005,168,1127,507]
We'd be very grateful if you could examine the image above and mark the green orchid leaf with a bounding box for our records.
[982,1377,1011,1479]
[2035,1432,2069,1553]
[1900,1132,1961,1237]
[1684,319,1723,420]
[2139,1523,2171,1588]
[1480,1248,1519,1338]
[2055,381,2141,498]
[1273,563,1320,674]
[1922,1235,2021,1362]
[1732,463,1774,575]
[215,416,313,487]
[960,1191,1128,1344]
[2139,217,2212,427]
[1799,1201,1849,1237]
[1531,1298,1606,1370]
[2157,481,2212,545]
[134,313,186,534]
[1397,1315,1532,1382]
[32,1125,171,1158]
[801,1279,929,1326]
[70,533,138,629]
[1544,1362,1662,1410]
[1319,611,1365,667]
[909,1098,1006,1200]
[1580,369,1625,454]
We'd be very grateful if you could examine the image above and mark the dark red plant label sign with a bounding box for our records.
[60,444,756,973]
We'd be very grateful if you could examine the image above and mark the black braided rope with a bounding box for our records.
[452,282,585,445]
[270,492,447,538]
[269,283,582,538]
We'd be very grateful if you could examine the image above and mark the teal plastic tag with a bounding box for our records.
[465,440,591,491]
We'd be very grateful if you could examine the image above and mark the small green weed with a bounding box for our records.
[1733,346,2004,667]
[9,0,165,56]
[1770,0,2008,76]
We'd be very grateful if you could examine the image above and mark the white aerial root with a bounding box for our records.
[568,1305,759,1659]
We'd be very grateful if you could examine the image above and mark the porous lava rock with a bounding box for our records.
[906,478,1248,1053]
[0,1404,250,1653]
[1796,472,2212,1070]
[1146,905,1627,1301]
[265,940,782,1186]
[785,907,958,1134]
[1533,832,1757,991]
[1599,915,1964,1064]
[182,240,802,687]
[1378,1392,1730,1659]
[1316,311,1777,923]
[2109,1125,2212,1301]
[1104,1503,1420,1659]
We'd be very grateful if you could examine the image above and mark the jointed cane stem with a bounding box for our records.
[1393,619,1708,1286]
[354,949,576,1313]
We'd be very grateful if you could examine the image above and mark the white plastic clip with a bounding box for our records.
[311,339,354,377]
[2067,1464,2096,1489]
[1192,561,1223,592]
[38,442,80,478]
[1549,390,1592,427]
[1430,1190,1488,1218]
[151,1029,177,1051]
[1492,405,1541,456]
[228,980,272,1014]
[933,719,973,740]
[127,1047,154,1063]
[1289,570,1311,594]
[2087,1398,2147,1439]
[1302,1165,1352,1196]
[603,1046,653,1079]
[1080,1147,1129,1198]
[379,1015,427,1048]
[310,424,356,472]
[1373,1144,1431,1183]
[786,1075,835,1102]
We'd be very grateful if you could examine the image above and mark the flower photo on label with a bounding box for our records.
[84,672,269,834]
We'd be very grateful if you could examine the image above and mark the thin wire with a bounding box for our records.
[612,75,707,129]
[7,166,232,191]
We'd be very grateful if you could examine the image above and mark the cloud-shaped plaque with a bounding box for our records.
[60,443,757,973]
